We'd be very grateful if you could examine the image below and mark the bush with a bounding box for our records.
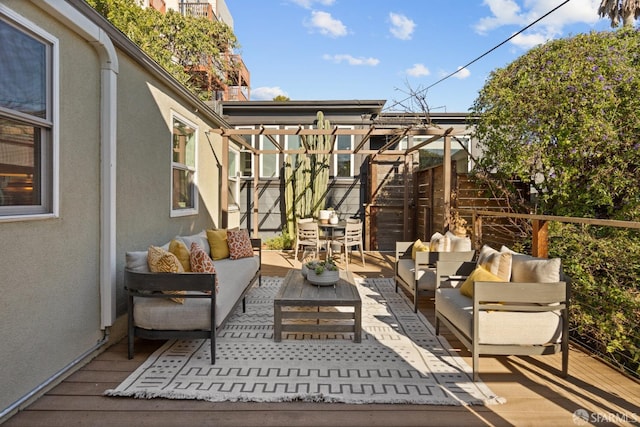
[550,223,640,377]
[264,232,294,250]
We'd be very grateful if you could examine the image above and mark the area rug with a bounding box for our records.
[106,277,504,405]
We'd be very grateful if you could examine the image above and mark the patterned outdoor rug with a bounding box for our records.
[106,277,504,405]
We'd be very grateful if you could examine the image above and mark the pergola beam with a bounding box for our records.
[405,127,454,154]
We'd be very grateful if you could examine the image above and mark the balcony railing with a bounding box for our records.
[179,2,215,21]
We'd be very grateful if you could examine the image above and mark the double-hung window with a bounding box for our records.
[259,126,279,178]
[0,12,57,219]
[171,113,198,216]
[334,128,354,178]
[228,146,240,207]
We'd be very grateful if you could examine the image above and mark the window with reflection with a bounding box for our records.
[0,17,54,216]
[171,115,197,215]
[335,132,353,178]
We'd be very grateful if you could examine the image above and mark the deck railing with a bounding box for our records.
[460,209,640,379]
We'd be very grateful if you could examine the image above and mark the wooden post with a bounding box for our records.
[403,154,410,241]
[473,213,483,251]
[252,151,260,238]
[532,219,549,258]
[442,135,452,230]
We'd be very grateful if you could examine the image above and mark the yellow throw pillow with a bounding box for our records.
[147,245,186,304]
[169,239,191,272]
[411,239,429,260]
[206,228,230,260]
[459,265,504,298]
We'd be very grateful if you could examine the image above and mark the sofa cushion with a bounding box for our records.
[147,246,186,304]
[477,245,512,281]
[436,288,563,345]
[207,229,230,260]
[126,250,150,272]
[411,239,429,260]
[190,242,219,294]
[445,231,472,252]
[176,231,210,257]
[511,255,561,282]
[459,265,504,298]
[169,239,191,272]
[430,232,448,252]
[397,258,436,291]
[227,228,254,260]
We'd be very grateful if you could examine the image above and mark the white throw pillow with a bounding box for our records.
[477,245,512,281]
[430,232,449,251]
[445,231,472,252]
[511,254,561,282]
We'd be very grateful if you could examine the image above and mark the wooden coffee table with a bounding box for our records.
[273,269,362,342]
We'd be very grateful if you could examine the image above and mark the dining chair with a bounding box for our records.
[294,219,321,261]
[334,220,365,269]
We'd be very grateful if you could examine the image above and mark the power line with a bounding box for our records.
[384,0,572,112]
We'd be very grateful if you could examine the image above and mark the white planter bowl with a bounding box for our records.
[306,269,339,286]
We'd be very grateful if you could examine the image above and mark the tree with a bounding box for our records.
[273,95,290,101]
[470,28,640,220]
[87,0,239,101]
[599,0,640,27]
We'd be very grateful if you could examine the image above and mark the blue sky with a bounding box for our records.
[228,0,614,112]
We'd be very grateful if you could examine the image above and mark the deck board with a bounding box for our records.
[4,250,640,427]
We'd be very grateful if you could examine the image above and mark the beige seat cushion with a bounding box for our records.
[436,288,563,345]
[134,255,260,330]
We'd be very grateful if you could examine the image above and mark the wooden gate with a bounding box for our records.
[366,156,528,251]
[365,154,413,251]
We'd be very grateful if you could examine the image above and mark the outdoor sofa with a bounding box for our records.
[395,231,475,312]
[434,244,569,381]
[124,229,261,363]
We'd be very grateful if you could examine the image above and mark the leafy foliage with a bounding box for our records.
[263,232,293,250]
[549,223,640,376]
[471,28,640,221]
[87,0,239,101]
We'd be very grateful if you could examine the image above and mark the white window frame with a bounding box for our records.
[228,146,240,209]
[0,7,59,221]
[284,125,306,167]
[333,126,354,178]
[236,126,254,178]
[259,125,279,179]
[170,112,198,217]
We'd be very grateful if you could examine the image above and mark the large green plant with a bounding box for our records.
[471,28,640,221]
[550,223,640,377]
[87,0,239,101]
[283,111,331,236]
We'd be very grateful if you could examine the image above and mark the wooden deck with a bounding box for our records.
[5,251,640,427]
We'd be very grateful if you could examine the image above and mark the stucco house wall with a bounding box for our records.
[0,0,227,417]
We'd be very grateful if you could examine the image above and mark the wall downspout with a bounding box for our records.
[32,0,118,329]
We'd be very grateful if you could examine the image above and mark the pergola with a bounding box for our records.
[210,125,461,238]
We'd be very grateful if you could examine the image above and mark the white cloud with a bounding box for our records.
[389,12,416,40]
[306,11,347,37]
[406,63,430,77]
[453,67,471,79]
[509,31,550,49]
[475,0,601,48]
[290,0,335,9]
[251,86,289,101]
[323,54,380,66]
